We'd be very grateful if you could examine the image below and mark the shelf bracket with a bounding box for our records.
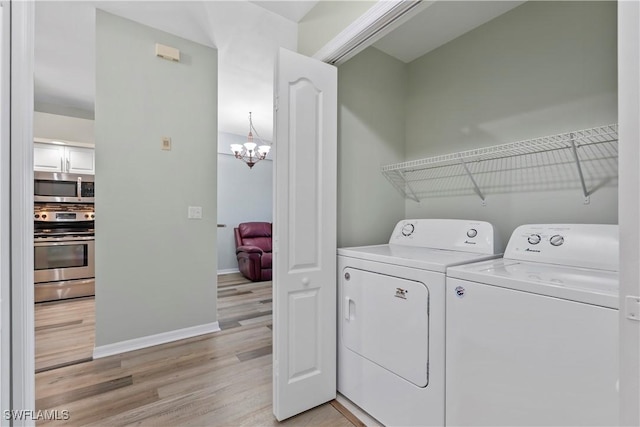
[398,170,420,202]
[569,133,590,204]
[459,157,486,205]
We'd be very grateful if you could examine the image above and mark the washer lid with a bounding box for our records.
[338,244,500,273]
[447,259,619,309]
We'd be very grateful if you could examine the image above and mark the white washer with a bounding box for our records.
[337,219,500,426]
[446,224,619,427]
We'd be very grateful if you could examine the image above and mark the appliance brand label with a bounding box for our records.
[464,240,476,244]
[525,248,541,253]
[395,288,408,299]
[455,286,465,298]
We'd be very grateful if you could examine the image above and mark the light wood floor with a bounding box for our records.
[35,274,355,426]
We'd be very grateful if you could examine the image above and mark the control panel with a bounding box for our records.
[505,224,619,271]
[389,219,499,255]
[34,209,94,222]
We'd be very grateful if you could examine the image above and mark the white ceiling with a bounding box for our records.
[34,1,525,141]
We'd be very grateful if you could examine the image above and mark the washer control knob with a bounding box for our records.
[401,223,415,237]
[550,235,564,247]
[466,228,478,238]
[528,234,541,245]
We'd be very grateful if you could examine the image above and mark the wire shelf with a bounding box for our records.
[381,124,618,203]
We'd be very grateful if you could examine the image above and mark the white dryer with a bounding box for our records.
[446,224,619,427]
[337,219,500,426]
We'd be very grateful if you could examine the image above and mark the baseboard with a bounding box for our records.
[93,321,221,359]
[217,268,240,275]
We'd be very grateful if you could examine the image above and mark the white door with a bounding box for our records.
[272,47,337,421]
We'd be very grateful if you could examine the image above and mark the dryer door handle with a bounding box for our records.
[345,296,355,320]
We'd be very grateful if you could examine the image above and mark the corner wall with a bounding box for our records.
[404,1,618,248]
[337,47,406,247]
[95,11,218,347]
[298,1,375,57]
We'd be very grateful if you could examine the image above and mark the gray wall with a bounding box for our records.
[403,1,618,249]
[337,47,406,248]
[217,132,272,272]
[95,11,218,346]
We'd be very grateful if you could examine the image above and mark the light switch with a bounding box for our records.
[188,206,202,219]
[162,137,172,151]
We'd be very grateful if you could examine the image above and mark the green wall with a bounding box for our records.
[337,47,406,247]
[337,1,617,249]
[95,11,218,347]
[403,1,618,248]
[298,0,376,57]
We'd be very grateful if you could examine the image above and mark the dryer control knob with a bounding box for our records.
[401,223,415,237]
[528,234,541,245]
[550,234,564,246]
[466,228,478,238]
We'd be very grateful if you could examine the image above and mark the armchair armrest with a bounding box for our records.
[236,245,264,255]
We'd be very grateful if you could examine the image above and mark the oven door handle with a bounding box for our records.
[34,237,95,245]
[77,176,82,199]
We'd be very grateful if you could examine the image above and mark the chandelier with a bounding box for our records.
[230,112,271,169]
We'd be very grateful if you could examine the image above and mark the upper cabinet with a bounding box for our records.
[34,142,95,175]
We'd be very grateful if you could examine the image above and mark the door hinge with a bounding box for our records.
[625,296,640,321]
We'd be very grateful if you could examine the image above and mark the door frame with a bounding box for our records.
[3,0,35,423]
[0,0,10,420]
[618,1,640,425]
[4,2,639,425]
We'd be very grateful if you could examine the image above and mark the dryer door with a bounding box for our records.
[342,267,430,387]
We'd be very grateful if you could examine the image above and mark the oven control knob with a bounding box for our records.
[90,214,95,219]
[401,223,415,237]
[550,234,564,247]
[466,228,478,238]
[41,214,47,219]
[528,234,541,245]
[34,214,40,219]
[85,214,89,219]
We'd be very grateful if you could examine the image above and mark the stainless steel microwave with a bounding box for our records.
[34,172,95,203]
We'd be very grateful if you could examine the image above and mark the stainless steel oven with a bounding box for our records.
[34,204,95,302]
[34,172,95,204]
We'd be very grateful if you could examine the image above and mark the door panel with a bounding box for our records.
[273,48,337,421]
[342,268,430,387]
[446,278,619,426]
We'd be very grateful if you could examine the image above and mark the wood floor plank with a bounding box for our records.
[236,344,272,362]
[36,376,133,410]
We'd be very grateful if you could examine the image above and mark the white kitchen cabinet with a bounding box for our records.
[34,142,95,174]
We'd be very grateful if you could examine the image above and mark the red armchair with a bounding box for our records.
[234,222,272,282]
